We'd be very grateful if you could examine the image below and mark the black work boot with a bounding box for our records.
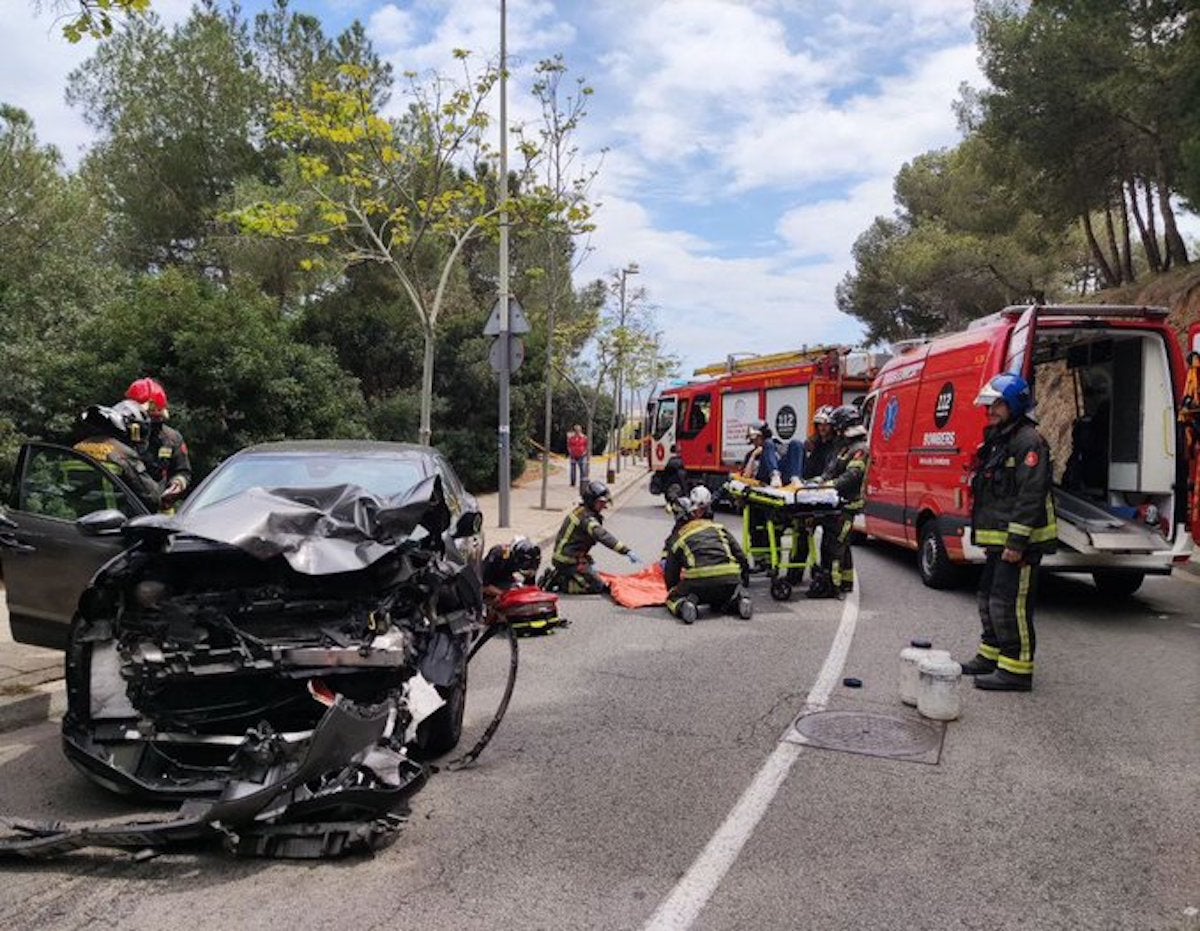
[974,669,1032,692]
[806,573,838,600]
[677,598,699,625]
[958,656,998,676]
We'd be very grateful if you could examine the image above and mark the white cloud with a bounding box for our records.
[776,176,896,263]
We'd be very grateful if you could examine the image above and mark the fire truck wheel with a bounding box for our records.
[918,521,959,590]
[1091,571,1144,599]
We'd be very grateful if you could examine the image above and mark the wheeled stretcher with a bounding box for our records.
[724,478,843,600]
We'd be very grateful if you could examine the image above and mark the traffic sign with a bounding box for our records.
[488,335,525,373]
[483,297,530,336]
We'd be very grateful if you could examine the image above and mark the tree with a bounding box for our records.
[228,56,538,446]
[0,105,118,483]
[513,55,600,508]
[47,0,151,43]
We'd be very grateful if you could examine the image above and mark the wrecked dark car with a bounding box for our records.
[0,441,506,858]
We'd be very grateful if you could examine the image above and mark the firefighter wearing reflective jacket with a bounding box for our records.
[543,481,641,594]
[663,488,752,624]
[809,405,868,599]
[73,401,162,512]
[961,373,1056,692]
[126,378,192,507]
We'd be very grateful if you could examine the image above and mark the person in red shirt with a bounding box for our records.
[567,424,590,486]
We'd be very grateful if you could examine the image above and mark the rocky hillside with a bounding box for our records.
[1092,264,1200,349]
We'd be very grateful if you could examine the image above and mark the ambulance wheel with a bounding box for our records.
[770,579,793,601]
[918,521,958,590]
[1091,571,1144,599]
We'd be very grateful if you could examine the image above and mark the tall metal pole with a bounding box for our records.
[614,270,627,475]
[497,0,511,527]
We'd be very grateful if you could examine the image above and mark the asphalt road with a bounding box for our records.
[1,486,1197,930]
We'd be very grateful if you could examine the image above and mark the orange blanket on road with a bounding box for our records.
[599,563,669,608]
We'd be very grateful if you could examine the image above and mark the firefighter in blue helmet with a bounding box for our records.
[960,372,1056,692]
[543,480,640,594]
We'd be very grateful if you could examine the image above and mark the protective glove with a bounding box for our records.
[162,477,187,505]
[627,551,642,565]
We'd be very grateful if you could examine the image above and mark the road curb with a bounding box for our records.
[0,679,66,735]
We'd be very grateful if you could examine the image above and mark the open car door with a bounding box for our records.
[1004,305,1040,382]
[1,442,150,649]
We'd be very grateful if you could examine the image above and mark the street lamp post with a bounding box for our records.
[496,0,511,527]
[607,264,638,484]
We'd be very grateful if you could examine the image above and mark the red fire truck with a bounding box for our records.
[861,304,1199,596]
[646,346,880,492]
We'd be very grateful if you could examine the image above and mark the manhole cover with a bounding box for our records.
[786,710,945,764]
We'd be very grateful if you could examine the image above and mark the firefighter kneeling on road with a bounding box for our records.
[543,480,640,594]
[960,373,1056,692]
[663,487,752,624]
[808,405,868,599]
[481,536,541,603]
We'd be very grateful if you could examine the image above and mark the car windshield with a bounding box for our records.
[183,454,427,513]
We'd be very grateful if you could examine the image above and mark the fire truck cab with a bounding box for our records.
[863,304,1198,596]
[647,347,878,493]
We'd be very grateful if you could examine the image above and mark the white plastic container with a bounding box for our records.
[917,654,962,721]
[899,643,943,706]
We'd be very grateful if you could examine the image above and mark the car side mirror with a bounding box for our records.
[77,509,128,536]
[452,510,483,539]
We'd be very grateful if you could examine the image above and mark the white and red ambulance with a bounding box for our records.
[861,304,1199,596]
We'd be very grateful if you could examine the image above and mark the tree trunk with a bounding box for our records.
[419,324,435,447]
[1128,178,1162,273]
[1082,213,1119,288]
[1156,176,1190,267]
[1103,202,1125,285]
[1117,191,1135,283]
[540,268,558,509]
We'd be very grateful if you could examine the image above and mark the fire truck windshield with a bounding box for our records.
[653,398,676,439]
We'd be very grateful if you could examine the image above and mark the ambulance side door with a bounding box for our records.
[1004,305,1040,381]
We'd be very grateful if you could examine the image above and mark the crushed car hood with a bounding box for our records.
[130,476,453,575]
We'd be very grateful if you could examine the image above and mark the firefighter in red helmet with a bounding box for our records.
[126,378,192,507]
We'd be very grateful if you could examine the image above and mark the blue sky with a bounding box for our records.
[2,0,983,373]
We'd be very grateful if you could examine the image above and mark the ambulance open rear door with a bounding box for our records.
[1187,323,1200,545]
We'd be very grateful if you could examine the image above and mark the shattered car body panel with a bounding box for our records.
[59,474,483,802]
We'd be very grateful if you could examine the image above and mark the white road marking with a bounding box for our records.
[643,584,862,931]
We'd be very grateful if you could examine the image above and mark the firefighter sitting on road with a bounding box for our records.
[543,480,641,594]
[959,372,1056,692]
[481,536,541,603]
[808,405,868,599]
[663,487,752,625]
[126,377,192,508]
[73,401,162,512]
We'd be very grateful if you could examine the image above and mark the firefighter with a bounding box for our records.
[808,405,868,599]
[663,486,752,624]
[543,480,641,594]
[481,536,542,602]
[126,377,192,507]
[960,373,1056,692]
[661,444,691,516]
[73,401,162,511]
[803,406,839,479]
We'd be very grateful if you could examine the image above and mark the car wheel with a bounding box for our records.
[1091,571,1144,598]
[918,521,959,589]
[414,665,468,757]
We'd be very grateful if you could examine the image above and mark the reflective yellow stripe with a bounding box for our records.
[1008,522,1033,535]
[978,644,1000,660]
[553,512,581,564]
[998,656,1034,675]
[1015,562,1033,664]
[681,564,742,581]
[976,530,1008,546]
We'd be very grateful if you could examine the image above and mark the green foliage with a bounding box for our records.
[55,270,369,476]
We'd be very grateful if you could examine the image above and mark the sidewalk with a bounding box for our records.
[0,455,649,734]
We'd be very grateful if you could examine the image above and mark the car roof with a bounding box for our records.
[236,440,436,459]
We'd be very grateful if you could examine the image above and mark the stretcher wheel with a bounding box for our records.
[770,579,792,602]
